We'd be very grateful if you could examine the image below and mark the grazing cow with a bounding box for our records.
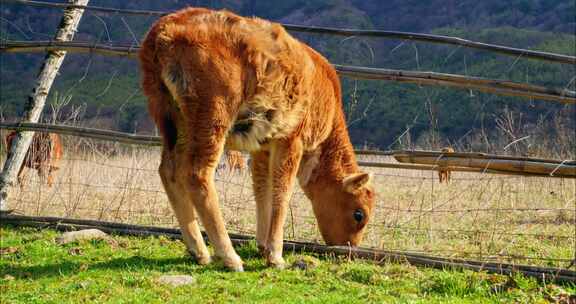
[140,8,375,271]
[438,147,454,183]
[223,150,246,172]
[4,131,63,187]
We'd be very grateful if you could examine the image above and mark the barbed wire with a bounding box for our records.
[12,156,573,270]
[14,196,573,243]
[377,206,573,213]
[58,156,530,181]
[3,0,575,65]
[375,226,574,239]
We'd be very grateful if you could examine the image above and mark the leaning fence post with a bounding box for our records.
[0,0,90,212]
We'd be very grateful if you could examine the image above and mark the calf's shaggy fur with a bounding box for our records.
[140,7,375,271]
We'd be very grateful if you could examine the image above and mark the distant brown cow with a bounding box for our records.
[216,150,246,174]
[438,147,454,183]
[225,150,246,171]
[4,131,63,186]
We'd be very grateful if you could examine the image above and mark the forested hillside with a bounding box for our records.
[1,0,574,155]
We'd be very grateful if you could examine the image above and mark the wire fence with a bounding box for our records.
[3,122,574,178]
[4,0,576,64]
[3,41,574,104]
[1,131,574,269]
[0,1,575,277]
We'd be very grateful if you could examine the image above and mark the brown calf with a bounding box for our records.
[140,8,375,271]
[218,150,246,173]
[438,147,454,183]
[4,131,63,187]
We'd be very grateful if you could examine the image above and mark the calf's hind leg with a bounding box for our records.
[174,122,243,272]
[159,149,211,265]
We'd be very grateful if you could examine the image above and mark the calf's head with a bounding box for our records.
[306,172,375,246]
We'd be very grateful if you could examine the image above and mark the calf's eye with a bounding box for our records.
[353,209,364,222]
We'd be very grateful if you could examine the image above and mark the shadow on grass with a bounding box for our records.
[0,225,287,279]
[1,253,271,280]
[1,256,185,279]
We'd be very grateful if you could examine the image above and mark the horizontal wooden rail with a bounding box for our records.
[2,41,574,104]
[1,214,573,283]
[335,65,575,103]
[3,0,167,15]
[394,151,576,178]
[0,122,160,146]
[283,25,576,65]
[393,150,576,164]
[356,161,565,177]
[0,41,141,58]
[4,0,576,65]
[2,123,573,178]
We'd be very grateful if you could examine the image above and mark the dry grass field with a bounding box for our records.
[2,135,574,269]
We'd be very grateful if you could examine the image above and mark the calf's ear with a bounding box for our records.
[343,172,372,193]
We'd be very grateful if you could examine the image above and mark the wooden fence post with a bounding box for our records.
[0,0,89,211]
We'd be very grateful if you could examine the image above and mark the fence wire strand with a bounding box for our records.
[2,134,574,269]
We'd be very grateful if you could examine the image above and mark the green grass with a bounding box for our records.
[0,226,574,304]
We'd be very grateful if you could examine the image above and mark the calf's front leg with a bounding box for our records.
[266,139,303,269]
[250,151,272,256]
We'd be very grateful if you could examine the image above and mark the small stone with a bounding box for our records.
[0,247,18,255]
[157,275,196,287]
[3,274,15,281]
[292,260,308,270]
[290,256,320,271]
[56,229,109,245]
[68,247,84,255]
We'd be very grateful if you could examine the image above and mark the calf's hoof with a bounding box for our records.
[194,254,212,266]
[187,249,212,266]
[257,245,267,257]
[219,254,244,272]
[266,255,286,270]
[228,263,244,272]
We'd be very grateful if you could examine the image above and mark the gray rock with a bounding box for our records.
[291,256,320,271]
[56,229,109,245]
[3,274,15,281]
[157,275,196,287]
